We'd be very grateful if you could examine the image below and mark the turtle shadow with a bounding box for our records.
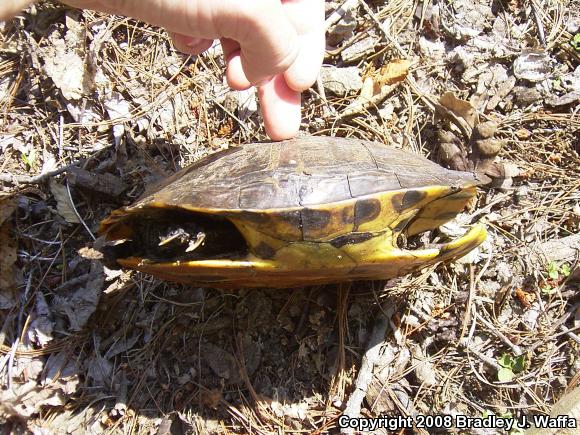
[39,281,386,433]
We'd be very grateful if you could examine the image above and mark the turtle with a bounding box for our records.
[99,136,486,288]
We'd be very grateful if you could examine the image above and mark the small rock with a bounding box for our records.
[513,49,553,82]
[514,185,529,204]
[439,218,471,238]
[340,35,378,63]
[566,17,580,33]
[327,7,357,46]
[545,91,580,107]
[378,102,394,121]
[418,37,446,57]
[411,345,438,387]
[319,66,363,95]
[512,86,542,105]
[442,0,495,42]
[479,279,501,297]
[522,303,541,330]
[457,246,481,264]
[495,262,513,284]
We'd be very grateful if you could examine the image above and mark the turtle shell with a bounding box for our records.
[128,136,475,210]
[100,136,486,288]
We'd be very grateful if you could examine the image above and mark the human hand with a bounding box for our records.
[167,0,325,140]
[6,0,325,140]
[0,0,35,21]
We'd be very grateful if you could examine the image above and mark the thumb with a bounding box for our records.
[0,0,35,20]
[63,0,299,86]
[217,1,299,85]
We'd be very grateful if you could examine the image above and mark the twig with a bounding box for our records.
[65,180,96,241]
[325,0,359,30]
[334,83,399,121]
[316,74,333,119]
[530,0,547,47]
[459,265,476,341]
[58,113,64,159]
[329,283,350,402]
[341,305,392,434]
[357,0,406,56]
[475,311,523,356]
[0,160,83,185]
[460,340,503,371]
[558,325,580,344]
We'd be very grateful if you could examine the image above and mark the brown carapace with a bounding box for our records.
[100,137,486,288]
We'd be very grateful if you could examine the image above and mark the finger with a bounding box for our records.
[258,75,301,140]
[217,1,299,85]
[220,38,251,90]
[281,0,325,91]
[71,0,300,86]
[171,33,214,55]
[0,0,35,20]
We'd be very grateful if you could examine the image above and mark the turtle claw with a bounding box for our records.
[403,223,487,265]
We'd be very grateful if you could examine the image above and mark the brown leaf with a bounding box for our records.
[0,197,16,226]
[200,389,222,409]
[375,59,411,86]
[514,288,535,309]
[67,167,127,197]
[439,92,478,128]
[0,201,17,308]
[49,179,81,223]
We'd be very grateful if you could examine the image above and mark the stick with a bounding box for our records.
[0,160,83,185]
[341,306,392,434]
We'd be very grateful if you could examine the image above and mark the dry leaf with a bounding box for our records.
[0,198,17,308]
[0,196,16,226]
[203,343,241,384]
[514,288,535,309]
[439,92,478,128]
[42,13,93,100]
[376,59,411,86]
[41,351,80,395]
[87,354,113,387]
[52,262,104,331]
[26,292,54,348]
[49,179,81,223]
[359,76,375,101]
[0,382,67,419]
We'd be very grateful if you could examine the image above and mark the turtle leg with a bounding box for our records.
[398,223,487,265]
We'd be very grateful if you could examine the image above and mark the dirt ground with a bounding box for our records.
[1,1,579,434]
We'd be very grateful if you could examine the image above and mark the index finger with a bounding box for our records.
[280,0,325,91]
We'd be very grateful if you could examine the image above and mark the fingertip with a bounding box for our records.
[171,33,214,55]
[220,38,251,90]
[283,33,325,91]
[280,0,325,91]
[225,52,252,90]
[258,75,301,140]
